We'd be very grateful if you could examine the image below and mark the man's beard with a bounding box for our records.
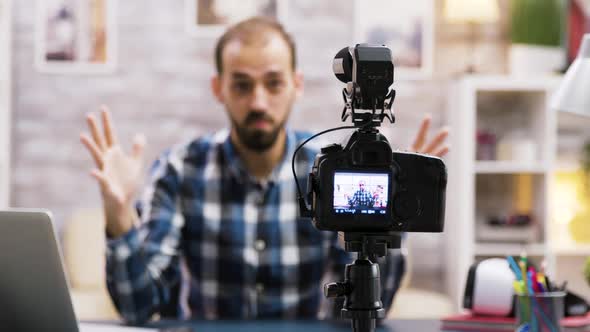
[231,111,286,152]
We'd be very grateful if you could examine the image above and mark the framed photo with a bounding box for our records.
[185,0,287,38]
[35,0,117,74]
[354,0,434,80]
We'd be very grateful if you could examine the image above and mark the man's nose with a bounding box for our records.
[249,84,270,111]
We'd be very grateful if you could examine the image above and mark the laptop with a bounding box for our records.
[0,209,155,332]
[0,209,79,331]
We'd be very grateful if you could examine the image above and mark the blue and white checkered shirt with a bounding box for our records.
[348,189,375,208]
[106,129,405,324]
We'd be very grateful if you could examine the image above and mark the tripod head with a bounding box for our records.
[324,232,402,332]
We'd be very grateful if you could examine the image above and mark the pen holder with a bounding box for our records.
[516,292,566,332]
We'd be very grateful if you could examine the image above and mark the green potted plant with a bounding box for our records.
[509,0,564,75]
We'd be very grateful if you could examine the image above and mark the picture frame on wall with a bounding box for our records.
[354,0,434,80]
[35,0,117,74]
[184,0,287,38]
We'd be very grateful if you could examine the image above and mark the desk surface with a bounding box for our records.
[138,319,442,332]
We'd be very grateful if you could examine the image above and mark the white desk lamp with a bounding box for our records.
[551,34,590,115]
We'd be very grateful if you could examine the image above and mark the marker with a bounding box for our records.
[537,272,547,291]
[520,260,528,293]
[519,254,533,330]
[507,256,523,280]
[529,270,539,293]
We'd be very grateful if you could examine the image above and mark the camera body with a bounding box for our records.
[307,129,447,233]
[302,44,447,233]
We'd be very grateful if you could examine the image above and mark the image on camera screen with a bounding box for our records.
[333,172,390,215]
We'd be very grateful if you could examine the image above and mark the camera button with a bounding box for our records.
[254,239,266,251]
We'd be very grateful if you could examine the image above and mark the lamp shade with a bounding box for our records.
[443,0,500,24]
[551,34,590,115]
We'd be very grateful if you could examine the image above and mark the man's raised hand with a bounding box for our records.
[80,106,146,237]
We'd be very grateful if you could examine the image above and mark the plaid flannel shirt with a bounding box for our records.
[106,129,405,324]
[348,189,375,208]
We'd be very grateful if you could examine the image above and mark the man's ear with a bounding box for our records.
[211,75,224,103]
[294,71,304,99]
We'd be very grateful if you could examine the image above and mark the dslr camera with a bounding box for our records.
[292,44,447,332]
[301,44,447,233]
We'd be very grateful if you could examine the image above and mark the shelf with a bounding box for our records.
[462,75,562,92]
[475,242,546,256]
[446,75,560,310]
[554,161,581,173]
[551,242,590,256]
[475,161,548,174]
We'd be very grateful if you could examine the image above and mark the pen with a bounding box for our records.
[544,275,554,291]
[539,260,549,290]
[507,256,523,280]
[514,281,529,326]
[528,266,546,293]
[514,280,523,293]
[528,269,540,293]
[536,275,546,293]
[526,270,536,295]
[560,281,568,291]
[520,255,528,293]
[519,253,537,331]
[537,272,547,292]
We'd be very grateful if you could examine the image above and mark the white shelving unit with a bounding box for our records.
[474,242,547,257]
[0,0,11,209]
[444,75,562,310]
[551,97,590,301]
[474,161,548,174]
[552,243,590,256]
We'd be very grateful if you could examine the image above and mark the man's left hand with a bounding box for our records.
[410,114,449,157]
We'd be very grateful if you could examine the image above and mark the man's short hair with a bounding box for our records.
[214,17,297,74]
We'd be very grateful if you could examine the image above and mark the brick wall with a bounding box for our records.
[11,0,510,292]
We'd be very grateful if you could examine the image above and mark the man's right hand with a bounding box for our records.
[80,106,146,238]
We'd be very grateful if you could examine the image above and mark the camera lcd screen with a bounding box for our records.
[333,172,390,215]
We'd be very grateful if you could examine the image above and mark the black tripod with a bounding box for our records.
[324,232,402,332]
